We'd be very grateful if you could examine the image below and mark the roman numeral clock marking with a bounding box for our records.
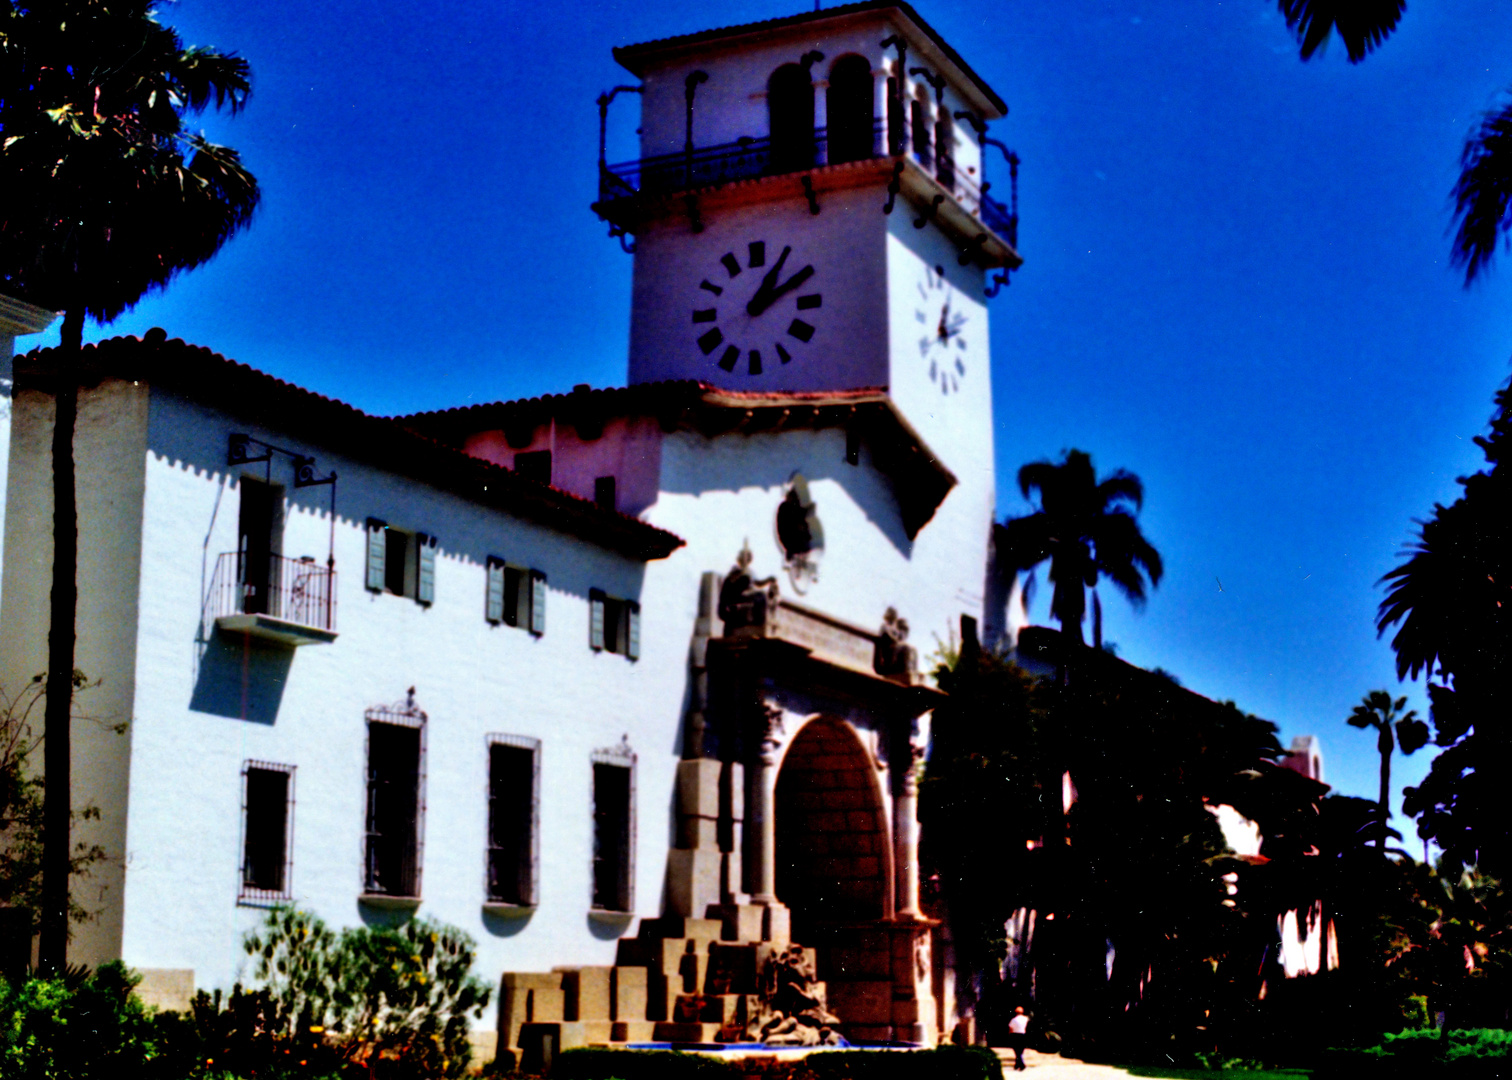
[691,241,820,376]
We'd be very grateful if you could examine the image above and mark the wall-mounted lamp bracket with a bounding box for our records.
[293,455,337,489]
[228,433,272,467]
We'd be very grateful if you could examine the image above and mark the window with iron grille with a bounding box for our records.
[590,741,635,912]
[363,695,427,899]
[240,761,295,903]
[486,735,539,905]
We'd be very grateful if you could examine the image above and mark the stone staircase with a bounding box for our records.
[500,908,825,1070]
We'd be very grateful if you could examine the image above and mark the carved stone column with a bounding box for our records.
[749,702,791,943]
[894,736,925,920]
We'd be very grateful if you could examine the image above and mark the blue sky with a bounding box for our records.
[31,0,1512,840]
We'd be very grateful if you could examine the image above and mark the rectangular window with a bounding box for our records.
[241,761,295,902]
[364,720,424,898]
[594,476,617,511]
[487,736,539,905]
[487,560,545,633]
[590,590,639,659]
[515,450,552,485]
[366,521,432,602]
[592,760,633,911]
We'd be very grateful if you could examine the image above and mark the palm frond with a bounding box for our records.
[1450,98,1512,285]
[1278,0,1405,63]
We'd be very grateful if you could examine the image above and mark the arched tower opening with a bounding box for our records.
[826,54,875,164]
[768,63,816,173]
[774,717,890,940]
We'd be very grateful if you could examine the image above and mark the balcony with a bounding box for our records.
[210,552,337,646]
[595,118,1019,259]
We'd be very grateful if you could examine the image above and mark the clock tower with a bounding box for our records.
[595,0,1020,485]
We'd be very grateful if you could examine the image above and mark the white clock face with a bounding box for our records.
[915,263,969,395]
[690,240,822,377]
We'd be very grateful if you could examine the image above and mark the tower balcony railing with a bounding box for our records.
[598,116,1018,250]
[209,551,338,646]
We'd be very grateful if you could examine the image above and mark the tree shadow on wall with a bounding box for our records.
[189,631,292,725]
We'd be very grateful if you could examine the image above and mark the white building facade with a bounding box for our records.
[0,0,1022,1057]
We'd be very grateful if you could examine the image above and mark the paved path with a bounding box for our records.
[992,1048,1143,1080]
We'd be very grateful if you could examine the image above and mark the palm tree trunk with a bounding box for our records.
[1377,726,1393,851]
[38,306,82,976]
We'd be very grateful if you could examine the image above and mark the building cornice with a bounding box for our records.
[0,293,58,336]
[13,333,685,563]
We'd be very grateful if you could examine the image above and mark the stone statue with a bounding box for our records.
[742,943,844,1046]
[717,543,779,635]
[874,606,917,676]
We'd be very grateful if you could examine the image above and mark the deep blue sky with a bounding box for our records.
[33,1,1512,837]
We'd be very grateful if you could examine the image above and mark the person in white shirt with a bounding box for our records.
[1007,1006,1030,1071]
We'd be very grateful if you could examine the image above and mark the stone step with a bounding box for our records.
[610,1020,657,1043]
[652,1021,724,1044]
[638,915,723,943]
[673,992,759,1024]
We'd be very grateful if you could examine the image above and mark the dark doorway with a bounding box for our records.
[768,63,816,174]
[238,478,280,616]
[826,55,874,164]
[365,721,422,897]
[775,717,890,939]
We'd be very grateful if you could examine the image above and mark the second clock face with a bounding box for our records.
[915,263,969,395]
[690,240,822,376]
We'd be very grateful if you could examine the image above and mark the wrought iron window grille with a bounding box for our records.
[590,737,637,913]
[485,734,541,907]
[362,690,427,901]
[239,760,296,905]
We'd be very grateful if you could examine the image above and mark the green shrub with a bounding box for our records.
[245,905,493,1080]
[1316,1028,1512,1080]
[0,961,170,1080]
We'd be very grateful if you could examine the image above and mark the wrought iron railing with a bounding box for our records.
[599,117,1018,248]
[210,551,336,634]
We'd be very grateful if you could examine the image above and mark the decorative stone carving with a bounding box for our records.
[873,607,918,677]
[718,543,779,635]
[759,701,785,766]
[742,943,844,1046]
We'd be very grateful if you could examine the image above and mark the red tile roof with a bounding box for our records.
[14,332,685,562]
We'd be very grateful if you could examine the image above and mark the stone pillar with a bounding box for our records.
[894,738,925,920]
[750,702,790,943]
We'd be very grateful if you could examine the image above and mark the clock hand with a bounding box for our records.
[748,263,815,317]
[746,245,792,315]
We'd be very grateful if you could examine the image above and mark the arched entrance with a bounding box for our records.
[774,717,890,938]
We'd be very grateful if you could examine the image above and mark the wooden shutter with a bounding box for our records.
[589,589,606,650]
[530,571,547,636]
[485,558,505,624]
[417,533,437,605]
[365,519,386,592]
[626,601,641,661]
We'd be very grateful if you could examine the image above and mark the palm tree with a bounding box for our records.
[1347,690,1429,850]
[997,449,1163,649]
[1,0,259,974]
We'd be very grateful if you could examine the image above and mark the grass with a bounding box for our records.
[1122,1069,1311,1080]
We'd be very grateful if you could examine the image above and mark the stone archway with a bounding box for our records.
[774,717,891,939]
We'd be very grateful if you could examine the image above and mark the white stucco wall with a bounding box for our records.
[86,386,684,1008]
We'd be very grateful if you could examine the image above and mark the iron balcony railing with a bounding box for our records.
[211,551,337,634]
[599,117,1018,248]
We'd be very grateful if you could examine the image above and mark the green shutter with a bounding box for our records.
[417,533,437,605]
[366,519,386,592]
[589,589,605,650]
[530,571,547,636]
[485,558,505,623]
[626,601,641,660]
